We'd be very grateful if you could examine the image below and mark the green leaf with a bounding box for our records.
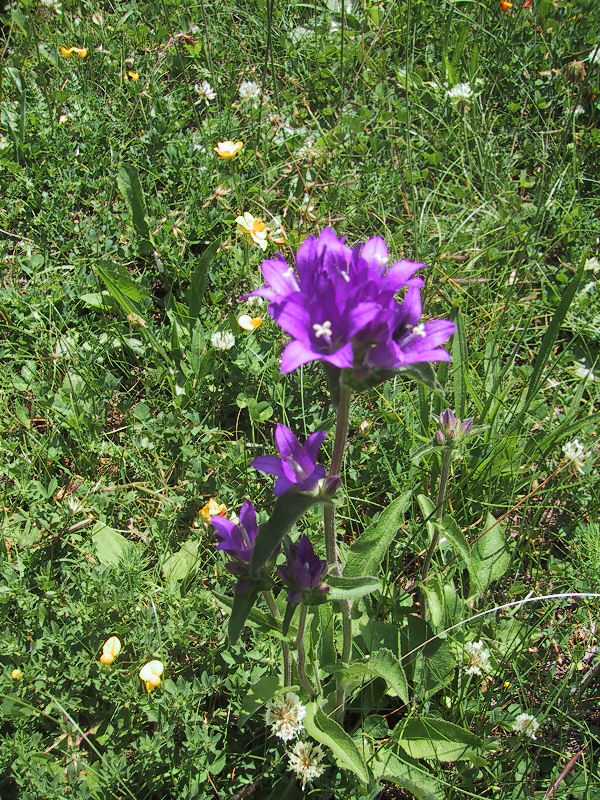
[417,494,437,543]
[116,165,153,255]
[211,592,292,642]
[238,674,281,727]
[392,716,483,762]
[304,702,371,785]
[422,574,460,629]
[161,539,200,583]
[344,492,411,578]
[372,747,445,800]
[437,514,470,565]
[521,266,582,418]
[397,362,444,395]
[250,493,319,576]
[228,588,260,645]
[80,291,120,313]
[91,522,133,567]
[186,240,220,319]
[95,261,147,310]
[327,575,380,601]
[335,648,408,703]
[468,513,510,596]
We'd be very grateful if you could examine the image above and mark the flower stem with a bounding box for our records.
[296,604,316,699]
[421,447,452,584]
[324,378,353,722]
[263,591,291,686]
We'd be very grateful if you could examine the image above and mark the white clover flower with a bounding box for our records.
[584,256,599,272]
[287,740,325,789]
[513,712,540,740]
[464,640,491,676]
[446,82,473,103]
[562,439,586,474]
[238,80,261,105]
[210,331,235,351]
[194,80,216,106]
[265,692,306,741]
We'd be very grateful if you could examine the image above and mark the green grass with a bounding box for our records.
[1,0,600,797]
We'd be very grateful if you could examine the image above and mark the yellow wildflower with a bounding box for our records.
[124,70,139,82]
[199,498,227,524]
[60,46,88,58]
[236,211,268,251]
[237,314,263,331]
[499,0,513,10]
[11,668,23,680]
[99,636,122,665]
[139,660,164,692]
[214,140,244,159]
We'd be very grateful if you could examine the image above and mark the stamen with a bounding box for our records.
[313,320,333,342]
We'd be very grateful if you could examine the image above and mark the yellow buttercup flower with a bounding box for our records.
[139,660,164,692]
[237,314,263,331]
[11,668,23,680]
[236,212,268,251]
[60,46,87,58]
[125,70,139,82]
[214,140,244,159]
[199,498,227,524]
[99,636,122,665]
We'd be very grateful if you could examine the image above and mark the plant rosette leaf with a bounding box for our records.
[333,648,409,704]
[303,701,371,785]
[392,716,483,762]
[91,522,134,567]
[343,492,411,578]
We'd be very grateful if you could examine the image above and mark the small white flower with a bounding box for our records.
[194,80,216,106]
[210,331,235,351]
[245,295,264,309]
[238,80,261,106]
[287,740,325,789]
[446,82,473,103]
[463,640,491,676]
[513,712,540,740]
[584,256,599,272]
[573,104,585,117]
[265,692,306,741]
[562,439,586,474]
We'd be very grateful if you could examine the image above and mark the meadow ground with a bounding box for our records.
[1,0,600,798]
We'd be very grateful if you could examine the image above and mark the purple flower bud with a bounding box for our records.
[461,418,474,435]
[211,500,259,593]
[434,430,446,445]
[439,408,457,431]
[277,536,329,605]
[252,424,327,497]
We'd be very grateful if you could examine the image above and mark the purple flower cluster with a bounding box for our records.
[211,500,259,593]
[247,228,455,377]
[252,424,327,497]
[277,535,329,605]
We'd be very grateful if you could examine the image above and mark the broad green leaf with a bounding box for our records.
[211,592,292,642]
[468,513,510,595]
[96,261,147,306]
[116,165,153,254]
[437,514,470,564]
[238,674,281,727]
[304,702,370,785]
[422,574,460,629]
[161,539,200,583]
[392,716,483,762]
[327,575,380,601]
[335,648,408,703]
[417,494,436,543]
[228,588,259,645]
[80,291,120,313]
[91,522,133,567]
[372,747,445,800]
[186,240,220,319]
[250,493,319,576]
[344,492,411,578]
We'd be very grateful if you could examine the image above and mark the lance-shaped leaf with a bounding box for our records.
[227,587,260,645]
[211,591,294,642]
[250,493,319,576]
[116,164,154,255]
[344,492,411,578]
[372,747,445,800]
[468,513,510,596]
[304,702,371,785]
[335,648,408,703]
[327,575,380,602]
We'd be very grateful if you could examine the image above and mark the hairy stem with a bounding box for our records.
[296,604,316,699]
[263,591,291,686]
[421,447,452,584]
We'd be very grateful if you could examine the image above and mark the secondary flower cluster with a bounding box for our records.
[247,228,455,378]
[211,425,331,598]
